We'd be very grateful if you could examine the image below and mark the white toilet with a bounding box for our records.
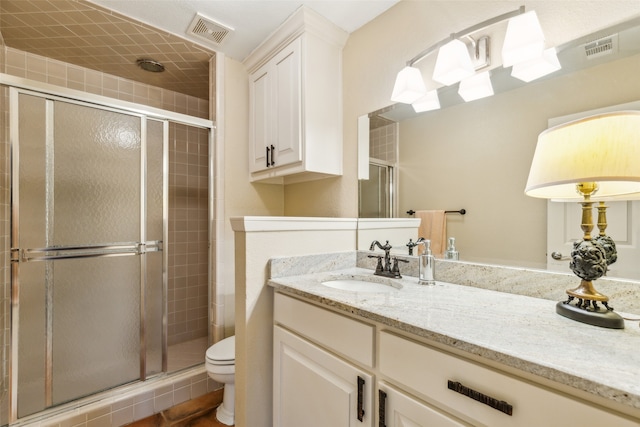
[206,335,235,425]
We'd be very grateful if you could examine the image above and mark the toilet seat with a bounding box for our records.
[206,336,235,365]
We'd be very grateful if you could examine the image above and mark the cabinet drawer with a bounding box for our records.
[274,293,374,367]
[378,381,466,427]
[379,331,637,426]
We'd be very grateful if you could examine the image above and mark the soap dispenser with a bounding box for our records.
[418,239,435,285]
[445,237,459,260]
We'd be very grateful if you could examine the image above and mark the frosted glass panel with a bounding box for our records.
[17,94,47,250]
[53,101,141,245]
[14,94,161,416]
[145,119,165,375]
[52,256,140,404]
[16,94,48,417]
[17,262,46,418]
[146,252,163,375]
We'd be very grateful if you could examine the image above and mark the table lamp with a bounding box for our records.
[525,111,640,328]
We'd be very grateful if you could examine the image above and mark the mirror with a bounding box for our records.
[360,16,640,279]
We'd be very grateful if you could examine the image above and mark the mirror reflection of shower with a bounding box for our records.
[359,115,398,218]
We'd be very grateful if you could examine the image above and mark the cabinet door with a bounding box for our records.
[274,326,373,427]
[378,382,467,427]
[249,63,271,172]
[272,37,302,168]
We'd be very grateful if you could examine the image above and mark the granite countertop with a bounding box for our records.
[267,254,640,414]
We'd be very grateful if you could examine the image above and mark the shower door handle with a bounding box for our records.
[15,240,163,262]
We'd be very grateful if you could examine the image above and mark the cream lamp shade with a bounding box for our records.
[525,111,640,199]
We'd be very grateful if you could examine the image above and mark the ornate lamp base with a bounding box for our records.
[556,300,624,329]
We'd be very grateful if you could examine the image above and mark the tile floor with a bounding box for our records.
[125,389,231,426]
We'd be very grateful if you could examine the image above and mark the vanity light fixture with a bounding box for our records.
[501,11,546,67]
[525,111,640,328]
[511,47,561,82]
[391,66,428,103]
[412,90,441,113]
[458,71,494,102]
[432,39,476,86]
[390,5,561,108]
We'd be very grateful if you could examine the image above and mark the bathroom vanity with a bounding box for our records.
[268,253,640,426]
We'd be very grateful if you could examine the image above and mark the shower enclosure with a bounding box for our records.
[7,87,213,420]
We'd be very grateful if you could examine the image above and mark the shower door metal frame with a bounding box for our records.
[9,87,165,417]
[0,73,218,423]
[0,83,214,422]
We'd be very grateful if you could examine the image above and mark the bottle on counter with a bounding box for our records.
[418,239,435,285]
[445,237,459,260]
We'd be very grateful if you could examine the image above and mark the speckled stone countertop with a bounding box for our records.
[267,251,640,414]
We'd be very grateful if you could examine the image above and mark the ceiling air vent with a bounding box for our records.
[187,13,234,46]
[584,34,618,59]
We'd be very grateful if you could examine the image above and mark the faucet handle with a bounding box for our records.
[367,255,384,273]
[391,257,409,278]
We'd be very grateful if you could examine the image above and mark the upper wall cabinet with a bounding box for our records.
[244,7,348,184]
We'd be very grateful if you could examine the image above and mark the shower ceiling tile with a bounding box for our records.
[0,0,215,99]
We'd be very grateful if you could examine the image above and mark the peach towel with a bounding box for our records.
[416,210,446,257]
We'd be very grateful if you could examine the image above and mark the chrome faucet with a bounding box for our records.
[369,240,408,278]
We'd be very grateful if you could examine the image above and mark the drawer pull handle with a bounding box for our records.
[270,144,275,166]
[357,376,365,422]
[378,389,387,427]
[447,380,513,416]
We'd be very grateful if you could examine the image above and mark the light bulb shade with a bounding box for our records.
[432,39,475,86]
[511,47,561,82]
[525,111,640,199]
[412,90,441,112]
[391,66,427,104]
[502,11,545,67]
[458,71,494,102]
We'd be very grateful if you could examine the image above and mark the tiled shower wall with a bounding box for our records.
[370,121,398,163]
[0,47,212,424]
[168,124,209,346]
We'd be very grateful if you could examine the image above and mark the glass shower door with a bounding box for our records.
[12,93,164,417]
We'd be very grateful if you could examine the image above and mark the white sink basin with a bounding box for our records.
[321,279,401,293]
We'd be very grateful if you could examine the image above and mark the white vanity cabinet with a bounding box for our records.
[273,291,640,427]
[379,331,639,427]
[245,7,347,184]
[274,293,375,426]
[249,38,301,174]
